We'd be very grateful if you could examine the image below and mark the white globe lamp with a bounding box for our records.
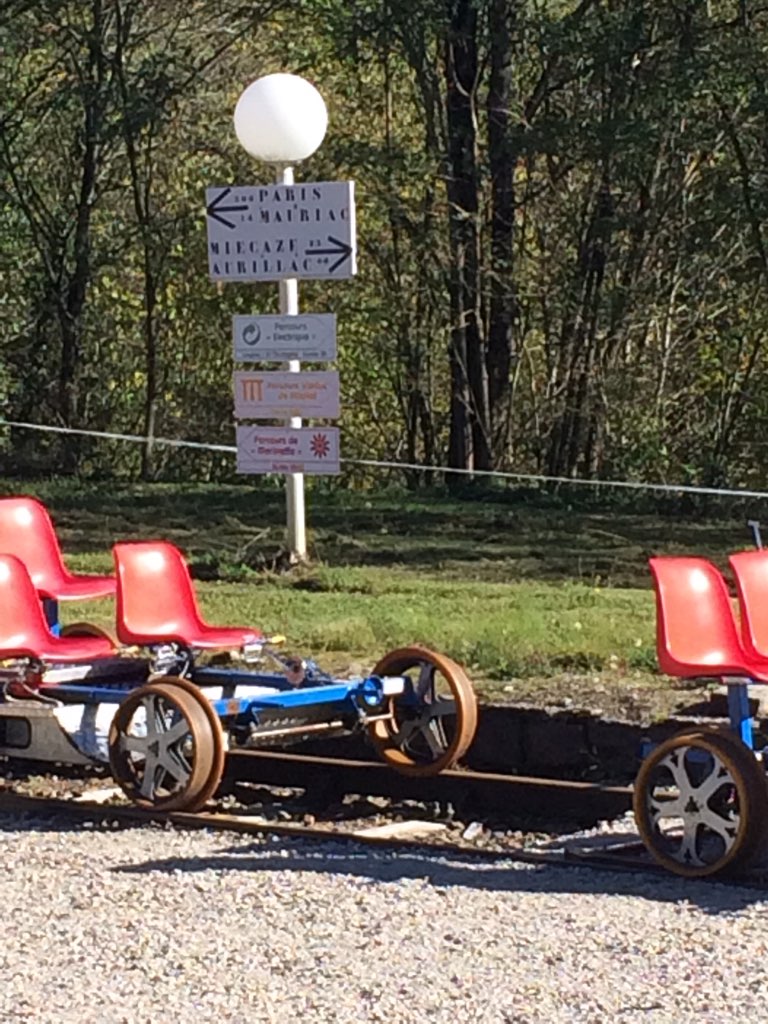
[233,73,328,164]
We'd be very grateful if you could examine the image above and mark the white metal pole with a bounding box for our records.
[277,164,307,562]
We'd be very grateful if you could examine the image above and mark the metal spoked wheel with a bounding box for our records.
[108,678,224,811]
[633,729,768,878]
[368,645,478,776]
[150,675,228,803]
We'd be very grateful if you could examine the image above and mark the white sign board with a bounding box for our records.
[234,370,340,419]
[206,182,356,282]
[233,314,337,363]
[236,426,340,475]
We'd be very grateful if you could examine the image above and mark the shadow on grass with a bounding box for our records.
[0,479,759,587]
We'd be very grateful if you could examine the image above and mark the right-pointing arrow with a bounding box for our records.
[309,236,354,273]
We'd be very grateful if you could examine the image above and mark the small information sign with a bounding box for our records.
[233,314,337,363]
[234,370,340,420]
[236,425,340,475]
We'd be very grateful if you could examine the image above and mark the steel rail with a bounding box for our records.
[0,789,644,873]
[3,787,768,886]
[223,750,634,825]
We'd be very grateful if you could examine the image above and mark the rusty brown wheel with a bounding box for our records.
[633,728,768,878]
[368,646,478,776]
[60,621,118,646]
[149,675,227,807]
[108,679,224,811]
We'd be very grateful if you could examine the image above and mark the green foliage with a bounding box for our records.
[5,2,768,494]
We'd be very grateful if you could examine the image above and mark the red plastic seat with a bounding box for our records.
[649,556,768,682]
[113,541,263,650]
[728,549,768,660]
[0,496,115,601]
[0,554,115,663]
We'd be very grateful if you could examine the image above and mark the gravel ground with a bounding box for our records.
[1,815,767,1024]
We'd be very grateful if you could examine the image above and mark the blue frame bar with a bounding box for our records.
[41,677,379,718]
[727,681,754,750]
[42,598,61,637]
[209,686,356,718]
[39,684,148,703]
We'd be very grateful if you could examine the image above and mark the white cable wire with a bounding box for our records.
[1,420,237,452]
[2,417,767,500]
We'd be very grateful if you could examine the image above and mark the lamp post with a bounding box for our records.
[233,73,329,563]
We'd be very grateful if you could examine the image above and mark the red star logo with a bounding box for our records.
[310,433,331,458]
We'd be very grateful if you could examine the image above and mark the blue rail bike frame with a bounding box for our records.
[39,664,402,734]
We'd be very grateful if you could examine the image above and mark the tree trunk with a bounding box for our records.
[58,0,107,470]
[486,0,517,461]
[547,178,612,477]
[444,0,485,484]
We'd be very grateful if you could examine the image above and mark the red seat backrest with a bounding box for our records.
[0,553,65,658]
[113,541,206,646]
[648,556,755,678]
[728,549,768,660]
[0,496,70,596]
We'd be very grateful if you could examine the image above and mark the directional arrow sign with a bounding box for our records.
[205,181,356,282]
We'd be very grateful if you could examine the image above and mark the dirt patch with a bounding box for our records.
[280,651,717,726]
[476,669,716,725]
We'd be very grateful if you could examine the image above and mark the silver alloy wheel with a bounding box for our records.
[633,730,766,877]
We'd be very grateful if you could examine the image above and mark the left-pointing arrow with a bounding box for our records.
[206,188,249,229]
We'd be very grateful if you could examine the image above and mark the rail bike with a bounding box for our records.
[636,550,768,877]
[0,497,478,811]
[11,496,768,880]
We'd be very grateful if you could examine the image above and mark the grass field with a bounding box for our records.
[3,477,763,721]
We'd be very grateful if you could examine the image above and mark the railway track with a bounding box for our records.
[6,785,768,887]
[223,750,634,824]
[6,774,768,888]
[1,750,634,825]
[0,749,671,881]
[0,784,656,875]
[4,750,768,885]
